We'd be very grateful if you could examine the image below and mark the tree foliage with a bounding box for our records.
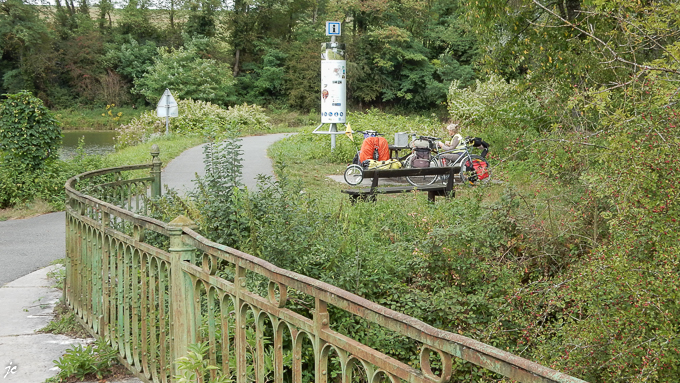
[462,1,680,381]
[133,39,235,105]
[0,0,480,112]
[0,90,61,169]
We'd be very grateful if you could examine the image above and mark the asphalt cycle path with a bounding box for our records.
[0,132,292,383]
[0,212,65,287]
[162,133,294,194]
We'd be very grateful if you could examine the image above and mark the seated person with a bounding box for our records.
[438,123,466,165]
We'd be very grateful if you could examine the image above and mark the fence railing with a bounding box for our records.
[64,146,587,383]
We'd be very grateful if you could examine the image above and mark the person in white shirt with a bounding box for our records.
[438,123,466,165]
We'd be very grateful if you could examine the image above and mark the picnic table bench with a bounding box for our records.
[341,166,459,203]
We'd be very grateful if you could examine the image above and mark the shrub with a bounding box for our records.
[115,99,270,148]
[0,91,62,170]
[447,75,553,159]
[0,139,103,209]
[50,338,118,382]
[224,103,271,135]
[174,342,231,383]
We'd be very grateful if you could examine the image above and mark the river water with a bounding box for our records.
[60,130,116,160]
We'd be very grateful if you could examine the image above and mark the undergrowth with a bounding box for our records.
[39,301,89,339]
[46,338,121,383]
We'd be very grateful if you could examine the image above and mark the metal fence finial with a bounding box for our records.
[151,144,162,198]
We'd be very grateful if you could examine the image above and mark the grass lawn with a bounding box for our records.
[267,127,504,207]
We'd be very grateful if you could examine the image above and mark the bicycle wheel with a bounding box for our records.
[460,154,490,186]
[344,164,364,185]
[404,155,440,186]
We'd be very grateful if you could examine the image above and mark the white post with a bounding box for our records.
[330,123,337,150]
[166,93,170,135]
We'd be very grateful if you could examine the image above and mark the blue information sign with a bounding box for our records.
[326,21,341,36]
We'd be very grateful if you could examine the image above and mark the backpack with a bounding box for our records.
[359,136,390,163]
[412,148,431,168]
[410,139,431,149]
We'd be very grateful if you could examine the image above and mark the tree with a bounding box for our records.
[117,0,157,40]
[103,37,157,82]
[324,0,479,111]
[96,0,114,29]
[184,0,221,37]
[462,1,680,381]
[58,31,108,103]
[133,40,235,105]
[0,0,54,96]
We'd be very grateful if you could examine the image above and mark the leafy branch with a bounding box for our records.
[531,0,680,76]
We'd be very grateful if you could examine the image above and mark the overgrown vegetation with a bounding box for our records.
[115,99,271,148]
[149,68,678,383]
[2,0,679,381]
[39,301,89,339]
[174,343,231,383]
[46,338,121,383]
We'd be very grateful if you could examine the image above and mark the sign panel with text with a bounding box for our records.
[320,60,346,124]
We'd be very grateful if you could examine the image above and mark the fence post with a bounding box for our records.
[168,215,198,378]
[314,297,329,383]
[150,144,162,198]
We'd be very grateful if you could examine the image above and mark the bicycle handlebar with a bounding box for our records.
[417,135,441,141]
[356,130,384,136]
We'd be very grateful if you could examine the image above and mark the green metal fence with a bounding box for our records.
[64,146,587,383]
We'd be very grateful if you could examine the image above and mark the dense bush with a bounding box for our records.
[0,91,72,208]
[0,91,62,170]
[0,147,103,209]
[115,99,270,148]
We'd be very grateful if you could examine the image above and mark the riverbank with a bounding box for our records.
[56,106,317,131]
[55,106,145,130]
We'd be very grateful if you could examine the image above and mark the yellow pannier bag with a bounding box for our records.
[366,159,402,170]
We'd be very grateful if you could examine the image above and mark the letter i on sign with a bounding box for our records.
[326,21,341,36]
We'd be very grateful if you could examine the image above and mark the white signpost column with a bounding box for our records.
[157,89,179,135]
[313,21,346,150]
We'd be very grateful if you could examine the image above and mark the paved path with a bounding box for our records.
[162,133,293,193]
[0,212,66,287]
[0,266,92,383]
[0,133,291,383]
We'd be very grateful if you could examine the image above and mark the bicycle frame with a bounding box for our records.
[436,147,473,168]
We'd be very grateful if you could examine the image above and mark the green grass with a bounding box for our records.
[102,134,205,168]
[267,126,501,204]
[55,106,147,130]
